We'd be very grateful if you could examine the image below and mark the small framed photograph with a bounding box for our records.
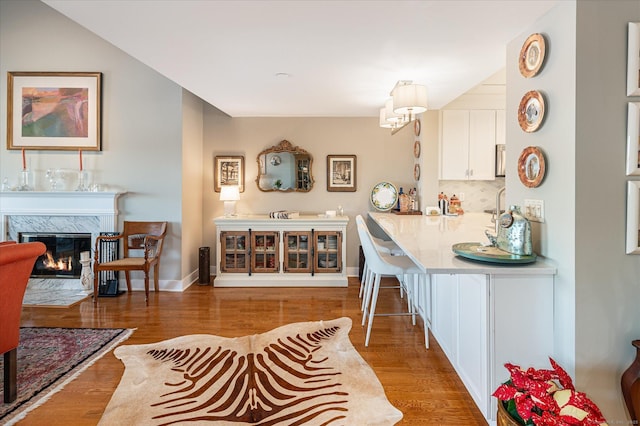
[628,103,640,176]
[327,155,356,192]
[626,181,640,254]
[214,155,244,192]
[7,71,102,150]
[627,22,640,96]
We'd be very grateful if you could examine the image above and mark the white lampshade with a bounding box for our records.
[379,107,394,128]
[392,84,428,115]
[384,99,403,123]
[219,185,240,201]
[220,185,240,216]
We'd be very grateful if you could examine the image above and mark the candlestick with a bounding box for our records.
[79,148,83,171]
[21,148,26,170]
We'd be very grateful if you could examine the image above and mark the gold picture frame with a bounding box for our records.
[7,71,102,150]
[327,155,356,192]
[214,155,244,192]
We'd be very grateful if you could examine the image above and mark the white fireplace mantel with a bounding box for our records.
[0,191,126,241]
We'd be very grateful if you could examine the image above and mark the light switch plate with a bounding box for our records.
[524,199,544,222]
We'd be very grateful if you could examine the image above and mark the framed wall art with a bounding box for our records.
[214,155,244,192]
[626,181,640,254]
[327,155,356,192]
[628,102,640,176]
[627,22,640,96]
[7,71,102,150]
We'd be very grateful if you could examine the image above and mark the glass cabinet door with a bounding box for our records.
[251,231,279,273]
[314,231,342,273]
[283,231,312,273]
[220,231,249,273]
[295,155,311,191]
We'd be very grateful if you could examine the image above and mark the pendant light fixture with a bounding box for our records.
[378,80,428,135]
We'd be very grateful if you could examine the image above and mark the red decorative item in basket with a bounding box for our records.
[493,358,608,426]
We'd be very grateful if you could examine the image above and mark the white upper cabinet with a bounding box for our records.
[439,109,501,180]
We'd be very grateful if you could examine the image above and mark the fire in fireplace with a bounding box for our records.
[19,232,91,278]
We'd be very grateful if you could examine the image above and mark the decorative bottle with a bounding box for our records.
[396,187,404,211]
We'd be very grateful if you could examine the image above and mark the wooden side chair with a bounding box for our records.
[0,240,47,402]
[93,221,167,305]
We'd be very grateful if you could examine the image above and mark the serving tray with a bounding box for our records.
[452,242,537,264]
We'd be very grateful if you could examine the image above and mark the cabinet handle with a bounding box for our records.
[469,169,474,177]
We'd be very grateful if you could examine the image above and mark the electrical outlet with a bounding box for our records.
[524,199,544,222]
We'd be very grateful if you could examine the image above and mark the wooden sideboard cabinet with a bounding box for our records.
[214,215,348,287]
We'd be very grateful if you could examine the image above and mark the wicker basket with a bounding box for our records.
[497,401,522,426]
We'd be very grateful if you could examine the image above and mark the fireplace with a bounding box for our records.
[19,232,91,278]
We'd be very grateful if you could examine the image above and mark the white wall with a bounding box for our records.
[0,0,187,284]
[202,110,415,273]
[507,1,640,422]
[181,89,204,283]
[507,0,577,373]
[574,1,640,421]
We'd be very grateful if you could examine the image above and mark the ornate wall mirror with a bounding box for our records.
[256,140,314,192]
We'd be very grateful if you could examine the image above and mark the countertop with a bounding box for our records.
[368,211,556,275]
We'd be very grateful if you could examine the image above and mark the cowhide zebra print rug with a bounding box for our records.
[99,317,402,425]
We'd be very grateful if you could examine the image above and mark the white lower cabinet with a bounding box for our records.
[430,273,554,424]
[213,215,349,287]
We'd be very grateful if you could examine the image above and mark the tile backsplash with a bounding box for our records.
[438,178,505,212]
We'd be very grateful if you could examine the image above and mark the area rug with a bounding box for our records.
[100,317,403,425]
[22,288,91,308]
[0,327,134,425]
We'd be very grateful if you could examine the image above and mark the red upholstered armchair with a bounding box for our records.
[0,240,46,403]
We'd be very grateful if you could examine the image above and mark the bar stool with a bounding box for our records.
[355,215,405,302]
[356,218,428,347]
[355,216,414,320]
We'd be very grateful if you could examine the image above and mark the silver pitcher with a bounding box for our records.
[485,205,533,255]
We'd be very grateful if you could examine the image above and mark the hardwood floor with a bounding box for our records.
[15,277,488,425]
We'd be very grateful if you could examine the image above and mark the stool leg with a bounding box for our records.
[359,260,368,299]
[365,273,382,347]
[362,269,375,325]
[361,266,374,313]
[408,274,416,326]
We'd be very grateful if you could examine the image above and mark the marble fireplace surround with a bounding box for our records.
[0,191,124,290]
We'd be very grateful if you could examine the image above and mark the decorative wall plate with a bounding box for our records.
[413,140,421,158]
[414,119,421,136]
[414,164,421,181]
[519,33,546,78]
[518,90,545,132]
[517,146,546,188]
[370,181,398,211]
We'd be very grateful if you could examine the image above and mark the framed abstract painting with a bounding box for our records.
[7,72,102,150]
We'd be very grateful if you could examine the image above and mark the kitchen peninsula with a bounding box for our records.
[368,211,556,424]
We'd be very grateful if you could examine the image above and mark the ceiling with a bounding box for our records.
[42,0,557,118]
